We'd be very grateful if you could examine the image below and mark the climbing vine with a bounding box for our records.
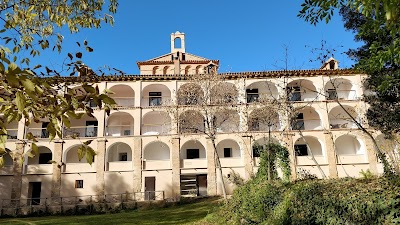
[254,143,291,182]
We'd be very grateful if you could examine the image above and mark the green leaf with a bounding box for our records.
[31,143,39,156]
[77,146,86,161]
[15,91,26,112]
[99,94,116,105]
[0,156,4,168]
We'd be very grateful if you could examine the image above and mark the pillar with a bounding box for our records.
[51,140,64,198]
[171,137,181,198]
[206,139,217,196]
[133,137,142,192]
[10,141,24,203]
[283,133,297,180]
[364,135,378,174]
[96,138,107,196]
[242,135,253,180]
[324,132,338,178]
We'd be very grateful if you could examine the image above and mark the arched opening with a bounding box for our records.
[195,65,202,74]
[246,81,278,103]
[210,82,238,104]
[179,110,205,134]
[181,140,206,160]
[213,110,240,133]
[324,78,356,100]
[26,118,50,139]
[328,105,358,129]
[163,66,169,75]
[248,107,280,132]
[294,136,323,156]
[291,107,322,130]
[152,66,159,75]
[65,145,94,163]
[106,112,134,136]
[174,37,182,48]
[2,116,18,139]
[144,141,170,161]
[177,83,204,105]
[28,146,52,165]
[216,139,241,158]
[109,84,135,107]
[335,135,363,155]
[141,84,171,107]
[63,114,98,138]
[107,142,132,171]
[253,137,280,157]
[184,65,191,75]
[107,142,132,162]
[142,111,171,135]
[287,79,318,102]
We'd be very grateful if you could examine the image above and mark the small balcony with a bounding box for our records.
[329,119,357,129]
[292,119,322,130]
[336,154,367,164]
[108,161,133,172]
[25,164,53,174]
[180,159,207,169]
[64,163,96,173]
[6,129,18,140]
[143,160,170,170]
[142,97,171,107]
[326,90,357,101]
[106,125,134,137]
[142,124,170,135]
[220,157,242,167]
[63,126,98,138]
[26,128,49,139]
[113,97,135,108]
[296,156,326,166]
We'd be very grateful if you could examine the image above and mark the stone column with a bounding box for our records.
[242,135,253,180]
[324,132,338,178]
[206,139,217,196]
[283,133,297,180]
[51,140,64,199]
[171,137,181,199]
[364,136,378,174]
[133,137,142,192]
[11,141,24,203]
[96,138,107,196]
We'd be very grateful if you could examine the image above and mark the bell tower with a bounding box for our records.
[171,31,185,53]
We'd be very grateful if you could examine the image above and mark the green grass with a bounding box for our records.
[0,198,220,225]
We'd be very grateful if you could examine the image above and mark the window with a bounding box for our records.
[288,86,301,101]
[85,121,98,137]
[224,148,232,157]
[123,130,131,136]
[75,180,83,188]
[187,149,200,159]
[246,89,259,103]
[292,113,305,130]
[119,153,128,161]
[41,122,49,138]
[295,144,308,156]
[38,153,52,164]
[327,89,338,100]
[149,92,162,106]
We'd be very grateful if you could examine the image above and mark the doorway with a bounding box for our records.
[197,175,207,196]
[145,177,156,200]
[28,182,42,205]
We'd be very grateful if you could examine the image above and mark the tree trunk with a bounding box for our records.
[211,138,227,200]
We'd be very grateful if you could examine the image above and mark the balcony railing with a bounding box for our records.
[108,161,133,171]
[6,129,18,140]
[63,126,98,138]
[142,96,172,107]
[63,163,95,173]
[246,93,278,103]
[329,119,358,129]
[142,124,170,135]
[296,156,326,166]
[291,119,322,130]
[180,159,207,169]
[143,160,170,170]
[106,125,133,137]
[113,97,135,108]
[219,157,242,167]
[336,154,367,164]
[25,164,53,174]
[26,128,49,139]
[326,90,357,101]
[288,91,318,102]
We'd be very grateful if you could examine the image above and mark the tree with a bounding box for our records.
[0,0,118,167]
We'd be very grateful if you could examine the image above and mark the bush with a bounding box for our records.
[211,177,400,224]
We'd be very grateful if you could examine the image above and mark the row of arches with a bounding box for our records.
[18,134,368,169]
[105,78,358,108]
[152,65,206,75]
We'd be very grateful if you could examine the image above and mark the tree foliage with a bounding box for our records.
[0,0,118,167]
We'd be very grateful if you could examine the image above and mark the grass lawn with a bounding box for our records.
[0,198,220,225]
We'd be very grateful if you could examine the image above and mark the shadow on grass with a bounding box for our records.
[0,198,221,225]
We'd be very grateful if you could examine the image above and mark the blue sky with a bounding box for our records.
[25,0,361,75]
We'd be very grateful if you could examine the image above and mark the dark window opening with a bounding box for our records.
[253,146,261,157]
[41,122,49,138]
[187,149,200,159]
[174,37,182,48]
[246,89,259,103]
[38,153,52,164]
[85,121,98,137]
[224,148,232,157]
[75,180,84,188]
[292,113,305,130]
[327,89,338,100]
[149,92,162,106]
[288,86,301,101]
[119,153,128,161]
[295,144,308,156]
[329,61,335,69]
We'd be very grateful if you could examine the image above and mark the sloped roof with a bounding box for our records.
[136,52,219,67]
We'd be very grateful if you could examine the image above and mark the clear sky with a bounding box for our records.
[27,0,361,75]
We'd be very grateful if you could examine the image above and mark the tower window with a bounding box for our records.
[174,37,182,48]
